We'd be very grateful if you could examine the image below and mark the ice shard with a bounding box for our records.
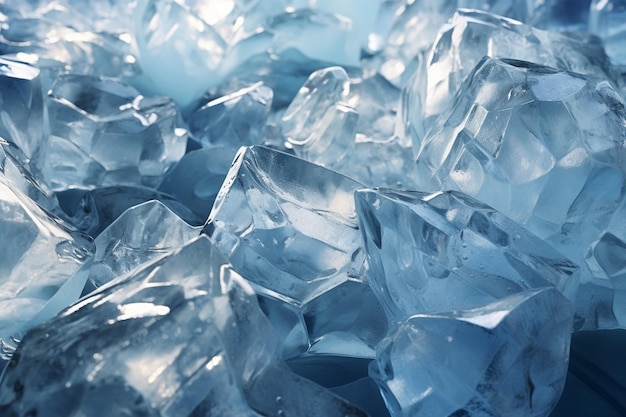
[80,200,199,288]
[203,146,387,357]
[412,56,626,329]
[356,189,578,322]
[403,9,619,152]
[282,66,412,187]
[370,287,573,417]
[0,172,94,358]
[0,236,278,416]
[37,74,187,191]
[0,56,47,161]
[189,82,272,149]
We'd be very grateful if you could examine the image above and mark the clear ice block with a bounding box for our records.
[82,200,199,288]
[403,9,619,152]
[356,189,578,321]
[0,236,278,416]
[0,172,94,358]
[371,287,573,417]
[38,74,187,191]
[282,66,412,187]
[204,145,386,357]
[412,56,626,329]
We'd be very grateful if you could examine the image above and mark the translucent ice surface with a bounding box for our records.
[356,189,578,322]
[412,57,626,329]
[204,146,387,357]
[371,287,573,417]
[38,74,187,191]
[590,0,626,67]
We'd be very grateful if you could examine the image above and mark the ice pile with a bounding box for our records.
[0,0,625,416]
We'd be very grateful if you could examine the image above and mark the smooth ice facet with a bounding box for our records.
[412,57,626,329]
[356,189,578,321]
[38,74,187,191]
[204,146,386,357]
[82,200,199,288]
[371,287,573,417]
[0,173,93,357]
[0,237,278,417]
[0,57,46,160]
[403,9,618,152]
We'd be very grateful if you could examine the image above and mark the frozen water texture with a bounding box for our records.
[204,146,386,357]
[132,0,362,108]
[371,287,573,417]
[590,0,626,67]
[81,200,199,288]
[0,171,93,358]
[412,57,626,329]
[0,57,46,161]
[38,74,187,191]
[0,236,279,417]
[356,189,578,322]
[283,66,412,187]
[0,2,138,83]
[403,9,619,152]
[189,82,272,149]
[56,185,200,237]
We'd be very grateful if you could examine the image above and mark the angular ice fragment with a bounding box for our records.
[412,57,626,329]
[589,0,626,67]
[0,6,137,80]
[82,200,199,288]
[0,174,94,357]
[283,66,412,187]
[403,9,618,151]
[38,74,187,191]
[0,237,278,416]
[189,82,273,149]
[370,288,573,417]
[57,185,201,237]
[0,56,46,160]
[363,0,551,87]
[204,146,386,357]
[356,189,578,321]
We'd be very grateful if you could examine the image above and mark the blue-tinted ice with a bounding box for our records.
[204,145,387,357]
[590,0,626,67]
[38,74,187,191]
[356,189,578,322]
[413,56,626,329]
[371,287,573,417]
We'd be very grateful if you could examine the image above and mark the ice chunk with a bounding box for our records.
[56,185,201,237]
[589,0,626,67]
[0,56,46,160]
[363,0,552,87]
[189,82,273,149]
[412,57,626,329]
[0,172,94,358]
[356,189,578,321]
[0,5,138,80]
[370,287,573,417]
[81,200,199,288]
[37,74,187,191]
[283,66,412,187]
[403,9,618,151]
[0,236,278,416]
[204,146,386,357]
